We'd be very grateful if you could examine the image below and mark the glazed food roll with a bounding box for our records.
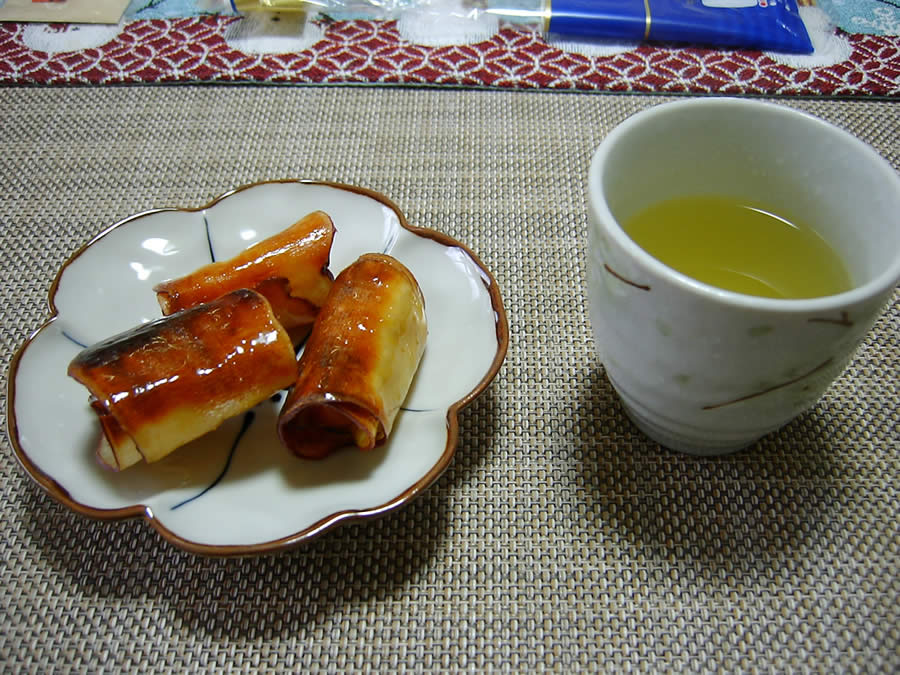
[277,253,427,459]
[154,210,336,344]
[68,289,299,471]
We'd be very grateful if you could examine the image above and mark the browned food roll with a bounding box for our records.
[154,210,336,344]
[277,253,428,459]
[68,289,299,471]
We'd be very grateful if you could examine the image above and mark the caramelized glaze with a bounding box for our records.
[68,289,298,469]
[278,253,427,459]
[154,210,335,344]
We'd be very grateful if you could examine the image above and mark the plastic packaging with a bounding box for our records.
[529,0,813,53]
[226,0,418,13]
[226,0,814,53]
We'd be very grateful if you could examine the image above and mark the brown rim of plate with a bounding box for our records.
[5,178,510,557]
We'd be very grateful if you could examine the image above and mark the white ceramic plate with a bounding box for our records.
[8,180,508,555]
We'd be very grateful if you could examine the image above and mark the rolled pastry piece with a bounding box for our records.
[68,289,299,471]
[154,210,335,344]
[277,253,427,459]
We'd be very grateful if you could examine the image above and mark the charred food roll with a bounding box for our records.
[277,253,427,459]
[154,210,336,344]
[68,289,299,471]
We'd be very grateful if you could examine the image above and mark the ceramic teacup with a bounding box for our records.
[586,98,900,455]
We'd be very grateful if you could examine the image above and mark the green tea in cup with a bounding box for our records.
[586,98,900,455]
[623,194,852,299]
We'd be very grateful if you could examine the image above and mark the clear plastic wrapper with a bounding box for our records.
[225,0,813,53]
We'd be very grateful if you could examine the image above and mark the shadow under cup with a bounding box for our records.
[586,98,900,455]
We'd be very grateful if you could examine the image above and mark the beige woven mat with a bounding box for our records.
[1,86,897,672]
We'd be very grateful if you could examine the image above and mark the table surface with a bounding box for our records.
[1,86,898,672]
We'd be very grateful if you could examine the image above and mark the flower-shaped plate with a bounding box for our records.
[7,180,508,555]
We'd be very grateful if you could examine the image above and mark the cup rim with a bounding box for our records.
[588,97,900,312]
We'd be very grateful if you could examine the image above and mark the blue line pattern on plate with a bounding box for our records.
[203,212,217,262]
[61,330,89,349]
[170,410,255,510]
[382,220,400,255]
[170,210,250,508]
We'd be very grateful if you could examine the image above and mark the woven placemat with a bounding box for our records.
[1,86,897,672]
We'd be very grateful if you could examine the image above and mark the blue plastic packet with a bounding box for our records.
[546,0,814,53]
[224,0,815,54]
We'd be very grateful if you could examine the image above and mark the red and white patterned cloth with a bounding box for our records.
[1,16,898,96]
